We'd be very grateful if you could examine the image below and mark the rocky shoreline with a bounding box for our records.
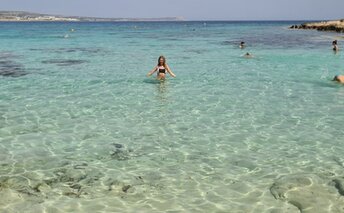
[290,19,344,33]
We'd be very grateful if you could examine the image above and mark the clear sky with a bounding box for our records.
[1,0,344,20]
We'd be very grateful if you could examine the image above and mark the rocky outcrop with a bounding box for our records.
[270,173,344,213]
[290,20,344,33]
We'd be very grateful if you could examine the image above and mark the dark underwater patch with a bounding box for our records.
[221,40,236,46]
[0,52,19,60]
[56,47,102,54]
[30,47,102,54]
[184,49,208,54]
[0,52,27,77]
[41,59,88,66]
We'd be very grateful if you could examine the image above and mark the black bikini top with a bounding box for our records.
[158,66,166,73]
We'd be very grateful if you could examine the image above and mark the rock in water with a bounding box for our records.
[290,20,344,33]
[270,174,344,213]
[332,178,344,196]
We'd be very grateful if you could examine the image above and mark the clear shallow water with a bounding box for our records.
[0,21,344,212]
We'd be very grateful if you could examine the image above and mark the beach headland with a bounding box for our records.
[0,11,185,22]
[290,19,344,33]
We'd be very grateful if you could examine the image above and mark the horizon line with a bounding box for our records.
[0,10,341,22]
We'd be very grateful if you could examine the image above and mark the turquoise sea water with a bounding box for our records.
[0,21,344,212]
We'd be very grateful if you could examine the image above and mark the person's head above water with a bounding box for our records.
[333,40,338,45]
[240,41,246,48]
[333,75,344,83]
[244,52,253,58]
[158,56,166,67]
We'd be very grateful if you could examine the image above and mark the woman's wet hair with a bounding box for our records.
[332,40,338,45]
[157,55,166,67]
[333,75,339,81]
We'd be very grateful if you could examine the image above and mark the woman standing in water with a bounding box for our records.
[147,56,176,80]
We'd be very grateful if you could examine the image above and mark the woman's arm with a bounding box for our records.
[147,66,158,77]
[165,64,176,77]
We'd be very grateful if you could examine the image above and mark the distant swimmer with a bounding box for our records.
[147,56,176,80]
[333,75,344,83]
[244,52,253,58]
[240,41,246,49]
[70,28,75,32]
[332,40,339,52]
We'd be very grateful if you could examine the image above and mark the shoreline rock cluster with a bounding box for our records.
[290,20,344,33]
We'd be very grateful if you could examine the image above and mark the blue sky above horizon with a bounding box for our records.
[1,0,344,20]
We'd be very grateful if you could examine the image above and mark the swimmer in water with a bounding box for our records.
[333,75,344,83]
[244,52,253,58]
[333,40,339,52]
[147,56,176,80]
[240,41,246,49]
